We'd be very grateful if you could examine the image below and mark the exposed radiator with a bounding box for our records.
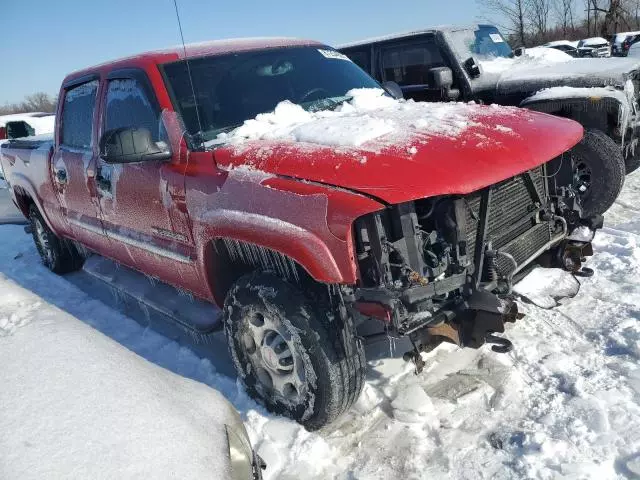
[463,166,549,277]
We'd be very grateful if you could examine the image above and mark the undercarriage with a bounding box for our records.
[350,163,602,370]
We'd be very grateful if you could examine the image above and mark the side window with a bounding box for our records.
[382,42,446,87]
[344,49,371,73]
[61,80,98,149]
[105,78,159,141]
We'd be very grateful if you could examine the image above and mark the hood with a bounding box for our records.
[494,57,640,96]
[212,92,583,204]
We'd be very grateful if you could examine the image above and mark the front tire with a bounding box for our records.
[223,272,365,430]
[570,129,625,217]
[29,205,84,274]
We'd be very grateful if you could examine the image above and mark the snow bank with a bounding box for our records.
[209,88,517,151]
[480,47,573,74]
[0,280,241,479]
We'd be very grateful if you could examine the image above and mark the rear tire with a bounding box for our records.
[29,205,84,274]
[223,272,365,430]
[570,130,625,217]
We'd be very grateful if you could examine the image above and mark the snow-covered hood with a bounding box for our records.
[493,57,640,96]
[212,89,583,204]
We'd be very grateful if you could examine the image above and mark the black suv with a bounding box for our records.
[339,24,640,217]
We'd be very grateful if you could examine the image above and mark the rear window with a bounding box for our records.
[61,80,98,149]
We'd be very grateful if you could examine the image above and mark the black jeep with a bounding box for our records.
[339,24,640,217]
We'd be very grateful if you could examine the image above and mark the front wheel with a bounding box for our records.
[223,272,366,430]
[570,129,625,217]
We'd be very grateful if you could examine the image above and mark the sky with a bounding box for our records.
[0,0,483,104]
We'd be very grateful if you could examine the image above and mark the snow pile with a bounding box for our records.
[0,272,242,478]
[480,47,573,74]
[210,88,517,151]
[513,267,580,308]
[391,383,440,425]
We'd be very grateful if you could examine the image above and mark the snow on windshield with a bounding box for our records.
[479,47,573,75]
[207,88,519,151]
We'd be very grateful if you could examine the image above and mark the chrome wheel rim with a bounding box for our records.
[34,218,54,266]
[242,312,305,403]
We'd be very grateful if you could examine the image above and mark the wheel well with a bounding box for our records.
[13,186,35,218]
[205,238,317,306]
[532,100,621,138]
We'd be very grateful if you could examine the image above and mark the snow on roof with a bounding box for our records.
[209,87,518,152]
[0,277,243,479]
[614,31,640,44]
[580,37,609,46]
[479,46,573,75]
[337,25,464,49]
[158,37,323,60]
[544,40,579,48]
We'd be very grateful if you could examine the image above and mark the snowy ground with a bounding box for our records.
[2,173,640,479]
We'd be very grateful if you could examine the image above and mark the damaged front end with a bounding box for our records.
[349,164,601,370]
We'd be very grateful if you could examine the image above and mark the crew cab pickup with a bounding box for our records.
[339,24,640,218]
[0,38,601,430]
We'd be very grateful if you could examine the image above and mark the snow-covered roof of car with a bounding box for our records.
[544,40,579,48]
[580,37,609,46]
[337,25,471,49]
[614,31,640,44]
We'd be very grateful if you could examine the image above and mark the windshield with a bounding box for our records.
[162,46,382,145]
[449,25,513,62]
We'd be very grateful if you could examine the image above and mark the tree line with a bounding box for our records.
[480,0,640,46]
[0,93,57,116]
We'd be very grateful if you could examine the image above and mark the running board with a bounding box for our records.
[82,255,222,344]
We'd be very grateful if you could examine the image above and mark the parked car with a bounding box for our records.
[0,112,55,142]
[612,31,640,56]
[0,38,601,429]
[338,24,640,217]
[577,37,611,57]
[543,40,579,57]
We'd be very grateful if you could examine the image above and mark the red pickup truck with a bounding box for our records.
[0,38,600,430]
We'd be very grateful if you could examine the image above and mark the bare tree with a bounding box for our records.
[0,92,57,116]
[479,0,529,45]
[555,0,577,34]
[529,0,553,39]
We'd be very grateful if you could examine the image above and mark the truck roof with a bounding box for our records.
[64,37,322,85]
[337,25,477,49]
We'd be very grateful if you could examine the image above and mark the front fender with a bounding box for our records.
[187,169,384,289]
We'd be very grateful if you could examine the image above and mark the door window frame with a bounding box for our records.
[58,74,100,152]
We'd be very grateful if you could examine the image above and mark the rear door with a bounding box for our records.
[51,77,109,251]
[95,69,196,279]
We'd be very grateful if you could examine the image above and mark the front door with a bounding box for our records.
[95,72,196,287]
[51,78,109,251]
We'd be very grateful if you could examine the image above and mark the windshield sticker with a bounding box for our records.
[489,33,504,43]
[318,49,352,61]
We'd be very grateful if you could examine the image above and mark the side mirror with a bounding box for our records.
[429,67,460,101]
[429,67,453,90]
[99,127,172,164]
[381,81,404,100]
[514,47,526,57]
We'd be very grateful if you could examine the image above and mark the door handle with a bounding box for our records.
[55,168,67,185]
[96,170,111,192]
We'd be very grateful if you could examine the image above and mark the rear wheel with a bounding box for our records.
[570,129,625,217]
[223,272,365,430]
[29,205,84,274]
